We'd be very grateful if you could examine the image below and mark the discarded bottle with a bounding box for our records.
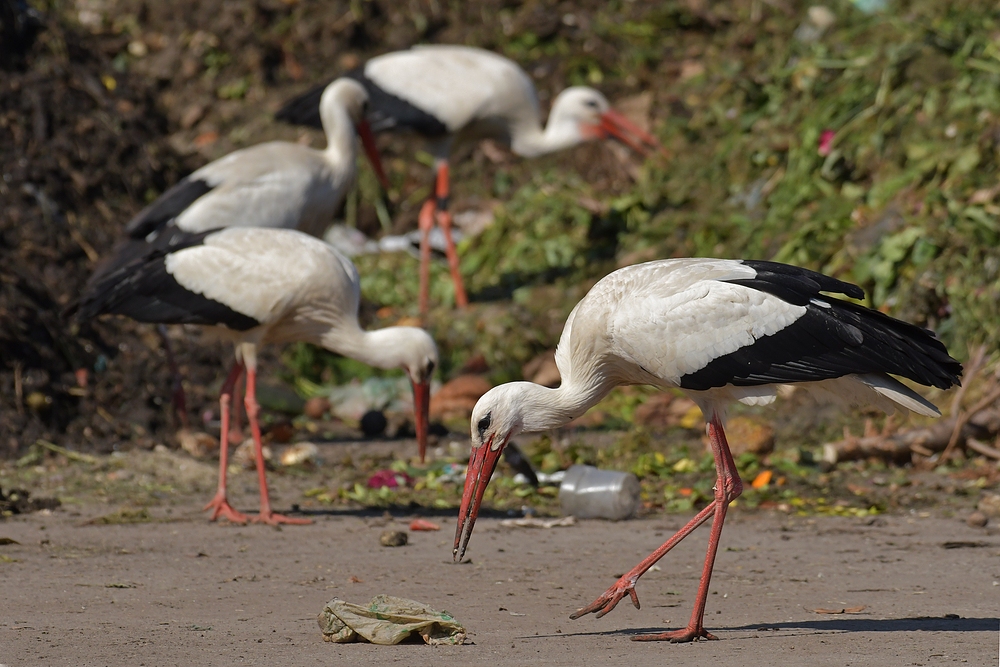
[559,464,641,520]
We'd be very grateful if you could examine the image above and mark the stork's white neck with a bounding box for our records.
[319,325,414,373]
[510,120,586,159]
[319,101,358,172]
[505,376,616,434]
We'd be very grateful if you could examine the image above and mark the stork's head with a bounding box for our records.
[392,327,438,464]
[453,384,527,561]
[318,78,390,189]
[547,86,664,156]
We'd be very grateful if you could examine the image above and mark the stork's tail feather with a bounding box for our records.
[856,373,941,417]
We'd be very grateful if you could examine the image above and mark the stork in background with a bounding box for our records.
[454,258,961,641]
[77,227,438,526]
[83,78,388,428]
[275,44,664,314]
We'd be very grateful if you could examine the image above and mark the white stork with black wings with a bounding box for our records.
[276,44,664,313]
[78,227,437,526]
[454,258,961,642]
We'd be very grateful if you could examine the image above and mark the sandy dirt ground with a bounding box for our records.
[2,495,998,667]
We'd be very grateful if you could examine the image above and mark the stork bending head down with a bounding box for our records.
[78,227,437,525]
[454,257,961,642]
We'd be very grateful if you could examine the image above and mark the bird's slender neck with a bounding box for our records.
[320,104,358,171]
[510,120,584,159]
[319,325,411,372]
[513,376,616,434]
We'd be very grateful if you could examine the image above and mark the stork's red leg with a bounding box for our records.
[417,199,435,316]
[432,162,468,309]
[632,412,743,642]
[229,373,245,444]
[157,324,189,429]
[570,502,717,620]
[204,361,248,524]
[244,366,311,526]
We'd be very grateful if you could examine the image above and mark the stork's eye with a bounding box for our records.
[477,413,492,438]
[425,360,435,377]
[584,99,599,109]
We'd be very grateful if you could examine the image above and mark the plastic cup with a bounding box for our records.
[558,464,641,520]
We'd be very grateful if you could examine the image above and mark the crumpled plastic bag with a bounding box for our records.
[318,595,466,645]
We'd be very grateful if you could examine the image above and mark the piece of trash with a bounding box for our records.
[409,519,440,531]
[966,511,988,528]
[367,470,413,489]
[177,429,217,459]
[751,470,772,489]
[941,541,991,549]
[813,605,867,614]
[232,439,271,470]
[818,129,835,156]
[379,530,408,547]
[348,575,364,583]
[559,465,641,520]
[0,537,20,545]
[318,595,466,645]
[499,516,576,529]
[279,442,320,467]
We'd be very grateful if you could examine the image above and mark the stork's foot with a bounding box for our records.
[250,511,312,526]
[570,576,641,620]
[632,626,717,643]
[203,494,248,524]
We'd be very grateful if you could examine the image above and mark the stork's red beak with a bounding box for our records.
[453,433,507,561]
[411,380,430,464]
[356,119,390,191]
[597,109,668,158]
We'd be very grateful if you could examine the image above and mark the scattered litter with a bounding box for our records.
[751,470,772,489]
[941,541,992,549]
[409,519,440,531]
[0,538,20,545]
[813,605,867,614]
[368,470,413,489]
[176,429,216,460]
[279,442,320,467]
[318,595,466,645]
[379,530,408,547]
[559,465,641,520]
[85,508,152,525]
[499,516,576,529]
[231,439,271,470]
[0,489,62,516]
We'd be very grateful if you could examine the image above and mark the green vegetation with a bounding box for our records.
[345,1,999,385]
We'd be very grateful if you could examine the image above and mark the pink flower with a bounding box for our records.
[818,129,835,156]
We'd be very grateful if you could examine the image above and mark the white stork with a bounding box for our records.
[86,77,387,426]
[453,258,961,641]
[78,227,438,526]
[275,44,664,313]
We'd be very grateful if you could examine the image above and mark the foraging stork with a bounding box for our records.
[275,44,663,314]
[78,227,437,525]
[86,78,388,426]
[454,258,961,641]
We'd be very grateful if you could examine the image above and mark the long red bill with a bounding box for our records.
[599,109,669,158]
[411,380,430,464]
[356,119,390,190]
[453,433,506,562]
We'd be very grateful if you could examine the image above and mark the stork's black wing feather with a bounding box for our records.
[125,176,214,240]
[76,229,259,331]
[678,261,962,392]
[275,67,449,137]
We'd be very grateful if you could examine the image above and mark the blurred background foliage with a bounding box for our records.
[311,0,1000,385]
